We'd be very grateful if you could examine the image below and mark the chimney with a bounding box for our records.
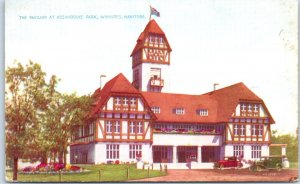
[100,75,106,89]
[213,83,219,91]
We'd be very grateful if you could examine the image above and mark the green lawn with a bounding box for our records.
[289,162,298,169]
[6,164,166,182]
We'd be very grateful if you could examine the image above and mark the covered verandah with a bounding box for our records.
[152,145,221,169]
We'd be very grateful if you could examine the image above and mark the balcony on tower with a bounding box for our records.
[150,75,164,87]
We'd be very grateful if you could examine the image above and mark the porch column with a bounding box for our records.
[173,146,177,163]
[281,145,287,156]
[197,146,202,163]
[149,144,153,163]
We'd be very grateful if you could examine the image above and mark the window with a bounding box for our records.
[106,121,112,133]
[137,122,143,134]
[251,125,263,136]
[233,124,239,135]
[197,109,208,116]
[240,103,260,117]
[114,121,120,133]
[106,144,119,159]
[128,121,143,134]
[240,125,245,135]
[123,98,129,105]
[150,68,161,79]
[129,144,142,159]
[106,121,120,134]
[129,122,135,134]
[130,97,137,111]
[174,108,185,115]
[233,145,244,157]
[253,104,259,112]
[251,146,261,158]
[115,97,121,105]
[233,124,245,136]
[151,106,160,114]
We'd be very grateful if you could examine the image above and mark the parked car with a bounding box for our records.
[214,156,243,169]
[249,156,284,171]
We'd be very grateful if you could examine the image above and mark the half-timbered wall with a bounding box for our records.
[72,122,95,144]
[226,103,271,144]
[95,95,153,143]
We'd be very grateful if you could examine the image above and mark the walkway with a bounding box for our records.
[133,169,298,182]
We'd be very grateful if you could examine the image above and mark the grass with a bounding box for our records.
[289,162,298,169]
[5,164,166,182]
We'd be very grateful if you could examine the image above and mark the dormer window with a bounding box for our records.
[113,96,138,111]
[151,106,160,114]
[174,108,185,115]
[123,97,129,106]
[115,97,121,105]
[197,109,208,116]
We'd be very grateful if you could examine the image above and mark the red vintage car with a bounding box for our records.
[215,156,243,169]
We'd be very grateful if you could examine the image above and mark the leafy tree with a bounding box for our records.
[5,61,53,181]
[271,129,298,162]
[42,92,92,164]
[5,61,92,181]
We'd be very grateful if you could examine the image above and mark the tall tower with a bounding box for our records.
[130,20,172,92]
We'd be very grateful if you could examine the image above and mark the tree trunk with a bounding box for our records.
[58,151,63,164]
[41,152,48,164]
[52,152,56,164]
[63,151,67,164]
[13,156,18,181]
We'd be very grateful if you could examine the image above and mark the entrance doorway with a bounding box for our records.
[201,146,220,162]
[177,146,198,163]
[153,146,173,163]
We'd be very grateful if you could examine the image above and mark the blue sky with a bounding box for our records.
[5,0,298,134]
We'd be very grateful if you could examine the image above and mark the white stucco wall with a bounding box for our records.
[259,104,267,117]
[107,97,113,110]
[153,134,222,146]
[140,63,170,92]
[138,98,144,111]
[235,104,240,116]
[224,144,270,161]
[94,142,151,164]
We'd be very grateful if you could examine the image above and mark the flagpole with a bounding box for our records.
[149,5,151,21]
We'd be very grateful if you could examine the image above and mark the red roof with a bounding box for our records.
[89,73,139,117]
[90,74,274,124]
[130,20,172,56]
[204,82,264,122]
[142,82,274,123]
[142,92,219,123]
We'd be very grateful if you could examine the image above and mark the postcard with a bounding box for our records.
[5,0,298,182]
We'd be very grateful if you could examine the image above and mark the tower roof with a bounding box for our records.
[130,19,172,56]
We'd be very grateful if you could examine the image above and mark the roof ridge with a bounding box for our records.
[142,91,201,97]
[202,82,244,95]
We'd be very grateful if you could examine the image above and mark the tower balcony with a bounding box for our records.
[150,77,164,87]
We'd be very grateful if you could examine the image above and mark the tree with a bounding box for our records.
[5,61,53,181]
[271,129,298,163]
[43,93,92,164]
[6,60,92,181]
